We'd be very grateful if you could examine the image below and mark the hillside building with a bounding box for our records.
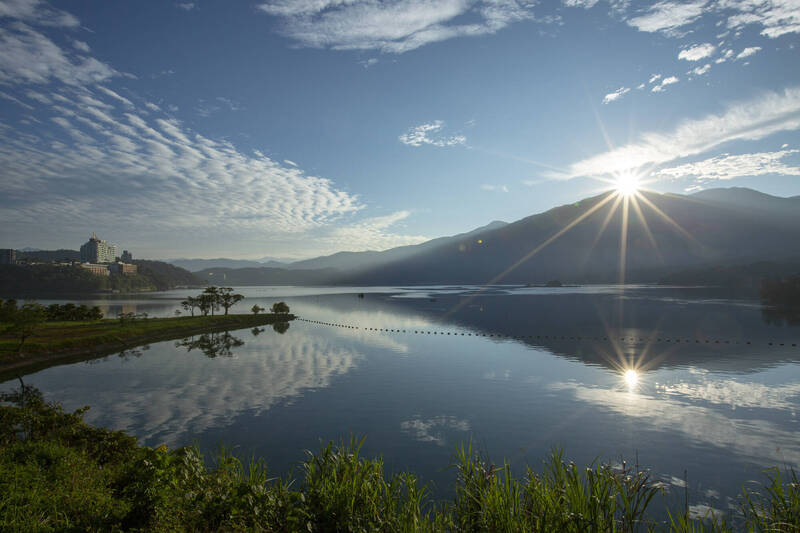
[80,263,110,276]
[0,249,14,265]
[108,261,138,275]
[80,233,117,264]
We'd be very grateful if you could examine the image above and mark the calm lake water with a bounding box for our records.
[3,285,799,518]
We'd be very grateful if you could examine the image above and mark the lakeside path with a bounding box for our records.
[0,313,294,380]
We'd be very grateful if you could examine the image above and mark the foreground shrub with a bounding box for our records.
[1,384,798,532]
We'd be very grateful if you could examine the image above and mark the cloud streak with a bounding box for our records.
[602,86,630,104]
[564,87,800,178]
[257,0,537,53]
[399,120,466,147]
[657,149,800,181]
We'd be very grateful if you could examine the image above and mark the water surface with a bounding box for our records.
[3,285,799,518]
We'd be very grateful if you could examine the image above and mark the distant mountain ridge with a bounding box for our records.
[195,187,800,286]
[179,220,508,272]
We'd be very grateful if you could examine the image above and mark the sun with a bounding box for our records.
[614,174,640,197]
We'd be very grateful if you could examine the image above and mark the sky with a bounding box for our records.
[0,0,798,260]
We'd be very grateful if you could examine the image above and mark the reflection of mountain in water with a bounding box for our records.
[293,290,800,373]
[75,326,363,446]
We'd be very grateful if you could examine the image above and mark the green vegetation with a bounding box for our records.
[1,386,797,532]
[132,260,204,291]
[0,313,295,378]
[181,286,247,316]
[0,260,204,296]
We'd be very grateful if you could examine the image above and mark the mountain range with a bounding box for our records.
[191,187,800,286]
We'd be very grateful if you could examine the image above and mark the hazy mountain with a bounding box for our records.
[168,258,274,272]
[690,187,800,217]
[16,249,81,262]
[171,221,506,273]
[194,267,339,285]
[286,220,508,272]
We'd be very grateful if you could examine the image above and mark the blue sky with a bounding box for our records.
[0,0,798,260]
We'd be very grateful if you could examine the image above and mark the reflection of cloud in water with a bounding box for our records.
[657,375,800,411]
[400,416,471,446]
[79,333,362,446]
[549,382,800,466]
[293,302,442,354]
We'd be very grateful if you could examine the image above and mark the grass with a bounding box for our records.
[1,385,798,532]
[0,313,294,378]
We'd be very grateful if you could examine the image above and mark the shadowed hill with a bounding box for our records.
[333,189,800,285]
[198,187,800,286]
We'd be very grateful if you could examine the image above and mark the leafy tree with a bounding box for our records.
[117,312,136,325]
[251,304,265,315]
[216,287,244,315]
[271,301,290,314]
[201,287,221,316]
[5,303,47,352]
[181,297,199,317]
[0,298,18,322]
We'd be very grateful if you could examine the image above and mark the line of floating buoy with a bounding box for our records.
[294,319,799,347]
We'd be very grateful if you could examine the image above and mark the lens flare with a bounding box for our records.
[615,175,640,196]
[623,369,639,388]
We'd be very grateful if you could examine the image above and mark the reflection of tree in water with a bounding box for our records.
[272,321,290,334]
[176,331,244,358]
[251,327,265,336]
[117,344,150,360]
[762,305,800,326]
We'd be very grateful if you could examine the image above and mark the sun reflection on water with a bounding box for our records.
[624,369,639,389]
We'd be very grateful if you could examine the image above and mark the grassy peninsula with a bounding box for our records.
[0,313,294,379]
[0,384,797,532]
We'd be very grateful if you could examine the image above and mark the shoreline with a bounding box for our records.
[0,313,294,381]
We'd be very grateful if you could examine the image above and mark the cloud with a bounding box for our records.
[177,2,195,10]
[678,42,715,61]
[319,210,429,251]
[651,75,679,92]
[626,1,706,35]
[690,63,711,75]
[196,97,241,117]
[562,0,600,8]
[0,23,118,86]
[72,39,89,52]
[602,86,630,104]
[714,49,734,63]
[256,0,537,53]
[398,120,466,147]
[624,0,800,41]
[564,87,800,177]
[359,57,379,68]
[724,0,800,38]
[0,0,79,27]
[481,184,509,192]
[657,149,800,181]
[735,46,761,59]
[648,73,662,84]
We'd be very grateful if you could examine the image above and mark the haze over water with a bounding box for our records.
[4,285,799,519]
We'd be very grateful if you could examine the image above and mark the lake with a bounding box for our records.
[2,285,799,519]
